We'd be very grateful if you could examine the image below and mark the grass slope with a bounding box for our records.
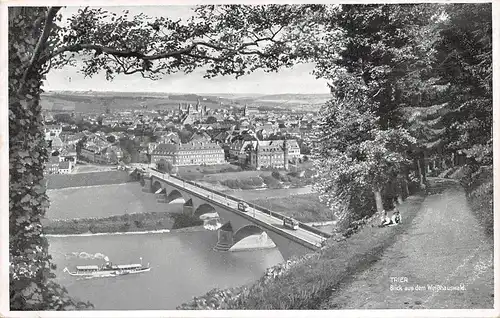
[249,194,334,223]
[178,192,425,309]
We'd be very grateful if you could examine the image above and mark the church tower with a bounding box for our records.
[243,104,248,117]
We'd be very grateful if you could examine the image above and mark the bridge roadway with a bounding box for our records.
[147,169,327,249]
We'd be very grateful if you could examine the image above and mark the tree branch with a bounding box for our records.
[42,42,201,64]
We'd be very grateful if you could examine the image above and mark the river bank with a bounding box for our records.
[42,225,207,237]
[41,211,204,235]
[44,170,135,190]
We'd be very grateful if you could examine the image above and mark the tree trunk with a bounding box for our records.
[417,158,424,187]
[9,8,90,310]
[373,188,384,213]
[403,176,410,197]
[398,194,404,204]
[397,173,405,203]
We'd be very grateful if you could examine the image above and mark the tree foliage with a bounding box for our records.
[311,3,491,219]
[433,4,492,165]
[313,73,416,219]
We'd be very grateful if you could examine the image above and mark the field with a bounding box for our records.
[72,163,117,174]
[176,164,272,181]
[248,193,335,223]
[40,92,226,113]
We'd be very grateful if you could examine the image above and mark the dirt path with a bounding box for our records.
[320,179,494,309]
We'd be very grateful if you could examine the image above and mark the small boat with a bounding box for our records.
[63,259,151,277]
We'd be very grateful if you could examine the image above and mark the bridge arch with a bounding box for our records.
[152,180,162,193]
[233,224,265,244]
[166,189,185,203]
[193,203,218,219]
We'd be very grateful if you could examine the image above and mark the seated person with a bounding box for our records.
[388,206,401,226]
[380,210,391,227]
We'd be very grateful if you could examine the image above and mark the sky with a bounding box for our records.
[44,6,331,95]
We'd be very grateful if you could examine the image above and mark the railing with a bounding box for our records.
[149,169,331,239]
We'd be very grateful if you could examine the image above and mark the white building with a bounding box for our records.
[44,124,62,141]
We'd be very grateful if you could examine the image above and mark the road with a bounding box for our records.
[319,178,494,309]
[148,170,327,248]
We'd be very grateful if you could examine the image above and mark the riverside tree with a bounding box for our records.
[311,4,434,220]
[8,5,326,309]
[313,73,416,222]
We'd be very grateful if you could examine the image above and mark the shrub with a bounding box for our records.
[304,169,315,178]
[171,213,203,229]
[119,222,130,232]
[287,171,300,178]
[461,165,493,237]
[271,170,281,180]
[262,176,282,189]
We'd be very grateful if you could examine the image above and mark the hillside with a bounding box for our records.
[41,91,328,113]
[40,91,231,113]
[211,93,330,112]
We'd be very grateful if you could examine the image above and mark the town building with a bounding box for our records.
[243,104,259,117]
[59,145,77,164]
[178,99,209,125]
[58,161,73,174]
[50,136,64,150]
[151,136,225,167]
[45,156,61,174]
[44,124,62,141]
[80,145,122,165]
[249,139,301,170]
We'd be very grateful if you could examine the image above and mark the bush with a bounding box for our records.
[271,170,281,180]
[303,169,315,178]
[262,175,282,189]
[460,165,493,237]
[287,171,300,178]
[171,213,203,229]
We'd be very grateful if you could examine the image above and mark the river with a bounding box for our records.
[46,182,285,309]
[48,232,283,310]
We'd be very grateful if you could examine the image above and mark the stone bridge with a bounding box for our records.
[141,169,329,261]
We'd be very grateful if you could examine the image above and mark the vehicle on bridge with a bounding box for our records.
[283,217,300,230]
[237,201,250,212]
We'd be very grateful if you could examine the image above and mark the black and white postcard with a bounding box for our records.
[1,1,497,317]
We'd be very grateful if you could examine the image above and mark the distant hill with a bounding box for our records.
[226,93,331,112]
[41,91,329,113]
[40,91,232,113]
